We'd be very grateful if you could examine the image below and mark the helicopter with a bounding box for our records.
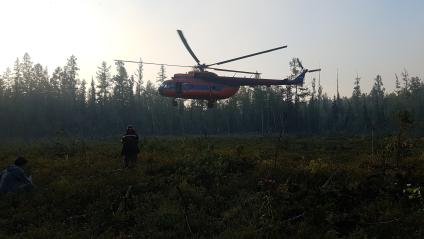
[116,30,321,108]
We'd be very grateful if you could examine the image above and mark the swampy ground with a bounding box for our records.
[0,136,423,238]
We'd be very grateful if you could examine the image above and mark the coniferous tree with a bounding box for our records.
[13,58,23,98]
[401,70,409,95]
[370,75,385,128]
[126,75,135,112]
[362,93,371,130]
[296,86,310,103]
[331,95,339,130]
[352,74,362,122]
[2,68,12,98]
[370,75,385,103]
[62,55,79,103]
[156,64,167,84]
[395,74,402,95]
[283,85,293,104]
[252,86,267,133]
[290,58,305,130]
[135,59,144,100]
[0,72,6,97]
[77,79,87,106]
[409,76,421,95]
[87,77,97,129]
[33,63,49,93]
[289,58,301,103]
[88,77,96,108]
[308,78,319,133]
[112,61,131,106]
[352,74,361,99]
[50,67,62,97]
[96,61,111,107]
[21,53,34,95]
[310,78,317,102]
[144,80,157,133]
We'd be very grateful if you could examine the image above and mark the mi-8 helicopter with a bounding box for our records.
[116,30,320,108]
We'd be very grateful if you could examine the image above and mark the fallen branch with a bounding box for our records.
[285,212,305,222]
[176,186,193,236]
[87,168,123,179]
[115,185,133,215]
[321,172,337,189]
[363,218,400,225]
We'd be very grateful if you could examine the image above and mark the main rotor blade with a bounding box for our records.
[114,59,193,68]
[177,30,201,65]
[296,58,304,69]
[307,68,321,73]
[207,45,287,67]
[208,67,260,75]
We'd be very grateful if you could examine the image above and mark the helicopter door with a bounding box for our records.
[176,82,182,96]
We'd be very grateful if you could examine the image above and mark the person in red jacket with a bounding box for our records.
[121,125,140,168]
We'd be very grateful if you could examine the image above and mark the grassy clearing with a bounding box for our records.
[0,136,423,238]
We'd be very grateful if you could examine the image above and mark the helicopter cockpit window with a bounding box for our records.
[161,82,175,89]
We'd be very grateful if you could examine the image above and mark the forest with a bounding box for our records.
[0,53,423,138]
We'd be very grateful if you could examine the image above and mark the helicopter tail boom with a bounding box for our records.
[216,71,306,87]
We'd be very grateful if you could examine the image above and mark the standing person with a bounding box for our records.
[0,157,33,193]
[121,125,140,168]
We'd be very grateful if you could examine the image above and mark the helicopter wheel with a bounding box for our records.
[207,101,215,108]
[172,99,178,107]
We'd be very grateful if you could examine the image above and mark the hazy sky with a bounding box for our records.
[0,0,423,96]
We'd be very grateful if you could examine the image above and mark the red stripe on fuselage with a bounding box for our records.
[159,76,239,101]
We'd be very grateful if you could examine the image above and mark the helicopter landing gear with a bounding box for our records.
[207,101,215,108]
[172,98,178,107]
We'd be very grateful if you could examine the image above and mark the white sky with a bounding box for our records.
[0,0,423,96]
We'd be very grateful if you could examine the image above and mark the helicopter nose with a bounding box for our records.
[158,86,164,96]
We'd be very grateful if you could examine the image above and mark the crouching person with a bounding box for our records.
[121,125,140,168]
[0,157,33,193]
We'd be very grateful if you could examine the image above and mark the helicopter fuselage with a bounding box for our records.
[158,71,240,102]
[158,70,308,103]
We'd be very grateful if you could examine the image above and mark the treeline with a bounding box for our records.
[0,53,423,138]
